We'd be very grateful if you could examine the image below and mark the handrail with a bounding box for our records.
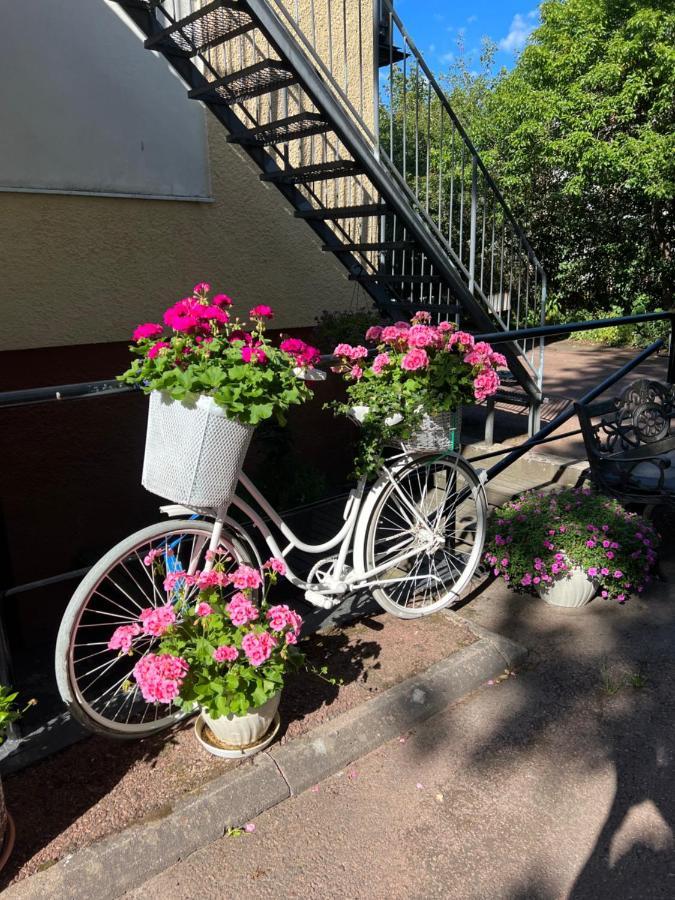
[475,311,675,344]
[1,309,672,409]
[486,339,667,481]
[380,0,544,272]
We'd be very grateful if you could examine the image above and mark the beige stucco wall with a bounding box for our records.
[0,117,365,351]
[0,0,380,353]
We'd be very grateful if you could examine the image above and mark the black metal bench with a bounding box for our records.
[575,378,675,513]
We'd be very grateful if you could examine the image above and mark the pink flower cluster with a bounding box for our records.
[226,592,259,626]
[265,604,302,633]
[333,343,369,361]
[279,338,321,368]
[241,631,278,667]
[139,604,176,637]
[195,602,213,617]
[263,557,287,576]
[108,623,141,654]
[163,295,230,334]
[213,644,239,663]
[230,565,263,591]
[334,315,503,402]
[250,305,274,319]
[133,653,189,704]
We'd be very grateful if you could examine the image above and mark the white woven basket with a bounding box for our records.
[402,409,462,452]
[142,392,254,509]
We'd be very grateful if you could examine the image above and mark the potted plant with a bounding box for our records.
[107,554,304,752]
[119,282,321,508]
[0,686,32,870]
[330,312,506,476]
[484,486,659,608]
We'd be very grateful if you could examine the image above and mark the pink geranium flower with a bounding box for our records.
[365,326,383,342]
[139,604,176,637]
[249,305,274,319]
[372,352,390,374]
[229,566,263,590]
[401,348,429,371]
[195,602,213,617]
[146,342,170,359]
[241,632,277,667]
[263,558,287,576]
[133,323,163,342]
[241,345,268,364]
[226,593,259,626]
[213,644,238,663]
[133,653,188,704]
[212,293,232,307]
[108,623,141,654]
[194,282,211,294]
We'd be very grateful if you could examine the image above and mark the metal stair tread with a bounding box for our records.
[322,241,417,252]
[189,60,297,105]
[227,113,330,146]
[295,203,389,220]
[348,273,442,284]
[261,160,363,184]
[144,1,255,56]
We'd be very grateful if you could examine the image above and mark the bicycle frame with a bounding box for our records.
[182,452,454,599]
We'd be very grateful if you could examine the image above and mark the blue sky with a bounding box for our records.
[393,1,540,73]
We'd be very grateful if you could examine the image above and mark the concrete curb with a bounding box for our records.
[4,633,527,899]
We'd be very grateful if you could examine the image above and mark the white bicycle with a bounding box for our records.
[56,446,487,738]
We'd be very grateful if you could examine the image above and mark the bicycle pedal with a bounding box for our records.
[304,589,341,610]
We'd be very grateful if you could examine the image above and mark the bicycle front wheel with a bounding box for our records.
[55,519,258,739]
[357,454,487,618]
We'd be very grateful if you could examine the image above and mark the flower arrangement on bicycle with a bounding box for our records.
[108,552,303,746]
[118,282,321,509]
[330,312,506,475]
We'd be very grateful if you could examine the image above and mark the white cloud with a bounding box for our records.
[498,10,538,53]
[440,51,455,65]
[467,15,478,24]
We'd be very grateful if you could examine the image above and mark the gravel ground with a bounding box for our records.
[1,611,475,887]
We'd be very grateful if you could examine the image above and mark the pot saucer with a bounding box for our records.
[194,712,281,759]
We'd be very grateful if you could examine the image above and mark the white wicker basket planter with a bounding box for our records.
[142,391,254,509]
[350,406,461,452]
[537,566,597,608]
[403,409,462,452]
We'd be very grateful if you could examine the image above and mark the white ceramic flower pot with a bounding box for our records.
[537,566,596,608]
[201,693,280,747]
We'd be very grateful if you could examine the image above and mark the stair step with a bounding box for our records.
[261,160,363,185]
[228,113,330,146]
[295,203,388,220]
[189,60,297,105]
[349,273,442,284]
[322,241,416,252]
[145,1,255,57]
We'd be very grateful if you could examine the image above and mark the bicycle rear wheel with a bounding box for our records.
[55,519,257,738]
[356,454,487,618]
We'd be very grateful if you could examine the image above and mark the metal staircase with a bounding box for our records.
[112,0,547,422]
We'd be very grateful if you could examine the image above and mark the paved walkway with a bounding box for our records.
[129,548,675,900]
[465,340,669,461]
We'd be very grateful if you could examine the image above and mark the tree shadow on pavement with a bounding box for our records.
[434,549,675,899]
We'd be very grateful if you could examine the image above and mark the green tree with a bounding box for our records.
[478,0,674,317]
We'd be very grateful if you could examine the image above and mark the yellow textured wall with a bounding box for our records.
[0,119,359,351]
[1,0,381,352]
